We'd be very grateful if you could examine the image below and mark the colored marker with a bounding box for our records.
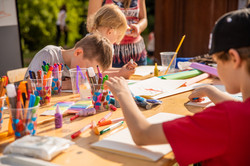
[92,120,100,135]
[109,104,117,111]
[87,67,97,84]
[130,59,133,63]
[64,64,70,70]
[97,65,102,80]
[71,123,92,139]
[146,99,162,104]
[192,97,205,102]
[134,96,153,110]
[98,117,124,127]
[98,111,112,125]
[99,121,124,135]
[6,84,17,109]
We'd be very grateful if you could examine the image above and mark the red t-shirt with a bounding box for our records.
[162,98,250,166]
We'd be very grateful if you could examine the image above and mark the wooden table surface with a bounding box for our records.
[0,77,220,166]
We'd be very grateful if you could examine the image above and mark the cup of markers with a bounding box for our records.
[30,72,53,106]
[52,69,63,95]
[91,83,111,111]
[10,96,40,139]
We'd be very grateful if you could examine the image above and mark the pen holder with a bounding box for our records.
[30,77,53,106]
[10,104,39,139]
[91,84,111,111]
[52,70,63,95]
[69,68,91,100]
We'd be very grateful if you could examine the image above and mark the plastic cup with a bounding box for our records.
[52,70,63,95]
[69,68,91,100]
[160,52,177,73]
[10,104,39,139]
[30,77,53,106]
[91,84,111,111]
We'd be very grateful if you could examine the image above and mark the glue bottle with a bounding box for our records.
[55,104,62,128]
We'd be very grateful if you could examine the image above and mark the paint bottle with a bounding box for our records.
[55,104,62,128]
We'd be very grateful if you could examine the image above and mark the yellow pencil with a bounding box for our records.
[164,35,186,75]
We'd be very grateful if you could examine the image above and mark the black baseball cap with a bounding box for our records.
[209,8,250,55]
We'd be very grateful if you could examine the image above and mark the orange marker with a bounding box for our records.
[43,75,47,87]
[98,117,124,127]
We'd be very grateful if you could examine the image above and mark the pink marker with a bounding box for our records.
[98,111,112,125]
[55,104,63,128]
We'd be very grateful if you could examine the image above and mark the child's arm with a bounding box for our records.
[87,0,102,24]
[105,77,168,145]
[188,85,235,104]
[127,0,147,38]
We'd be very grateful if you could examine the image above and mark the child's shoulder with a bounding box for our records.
[41,45,61,52]
[36,45,61,57]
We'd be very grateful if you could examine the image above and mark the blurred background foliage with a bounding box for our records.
[17,0,154,66]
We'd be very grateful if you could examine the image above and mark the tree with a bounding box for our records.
[18,0,88,52]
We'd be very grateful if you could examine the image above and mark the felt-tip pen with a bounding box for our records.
[99,121,124,135]
[146,99,162,104]
[98,117,124,127]
[192,97,205,102]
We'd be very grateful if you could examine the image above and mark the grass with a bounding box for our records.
[22,50,38,67]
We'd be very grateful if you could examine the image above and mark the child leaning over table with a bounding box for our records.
[25,33,133,90]
[105,8,250,165]
[87,4,138,78]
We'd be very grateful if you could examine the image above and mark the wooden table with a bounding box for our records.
[0,77,220,166]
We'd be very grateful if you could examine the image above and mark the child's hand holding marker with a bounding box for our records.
[126,59,137,71]
[191,97,205,102]
[126,24,140,38]
[188,85,213,102]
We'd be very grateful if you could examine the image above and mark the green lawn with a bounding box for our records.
[23,50,38,67]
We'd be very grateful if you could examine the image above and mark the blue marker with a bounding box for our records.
[42,61,47,66]
[29,70,33,79]
[192,97,200,100]
[134,96,152,110]
[146,99,162,105]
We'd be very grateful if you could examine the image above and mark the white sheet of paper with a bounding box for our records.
[134,66,164,76]
[151,83,207,99]
[129,77,186,97]
[91,113,183,161]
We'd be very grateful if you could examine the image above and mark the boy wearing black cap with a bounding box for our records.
[104,8,250,165]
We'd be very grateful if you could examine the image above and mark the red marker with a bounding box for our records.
[71,123,92,139]
[109,104,117,111]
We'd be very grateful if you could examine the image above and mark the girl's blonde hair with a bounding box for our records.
[87,4,127,44]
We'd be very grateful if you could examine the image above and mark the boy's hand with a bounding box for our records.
[105,77,130,98]
[188,85,215,101]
